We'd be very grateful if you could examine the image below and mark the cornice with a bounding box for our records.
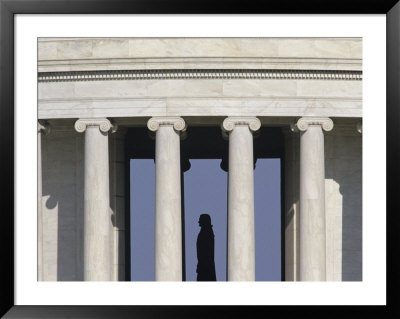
[38,69,362,83]
[37,57,362,73]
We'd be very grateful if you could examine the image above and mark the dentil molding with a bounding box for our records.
[38,69,362,82]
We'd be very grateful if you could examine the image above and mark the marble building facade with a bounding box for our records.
[37,38,362,281]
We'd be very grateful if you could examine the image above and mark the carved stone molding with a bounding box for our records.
[147,117,186,133]
[38,120,51,135]
[74,118,117,133]
[222,117,261,134]
[38,69,362,83]
[294,117,334,132]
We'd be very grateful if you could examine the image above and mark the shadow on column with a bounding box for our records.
[42,132,84,281]
[196,214,216,281]
[325,133,362,281]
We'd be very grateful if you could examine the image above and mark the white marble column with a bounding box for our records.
[147,117,186,281]
[75,118,116,281]
[222,117,261,281]
[37,120,50,281]
[295,117,333,281]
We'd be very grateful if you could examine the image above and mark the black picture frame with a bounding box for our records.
[1,0,399,317]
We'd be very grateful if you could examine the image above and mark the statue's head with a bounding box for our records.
[199,214,212,227]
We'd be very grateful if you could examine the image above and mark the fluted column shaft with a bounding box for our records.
[222,117,261,281]
[148,117,186,281]
[295,117,333,281]
[37,121,50,281]
[75,118,116,281]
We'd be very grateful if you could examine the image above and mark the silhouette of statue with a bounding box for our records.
[196,214,217,281]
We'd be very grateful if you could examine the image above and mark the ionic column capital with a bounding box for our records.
[74,118,117,133]
[147,117,186,133]
[38,120,50,135]
[221,117,261,133]
[294,117,334,132]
